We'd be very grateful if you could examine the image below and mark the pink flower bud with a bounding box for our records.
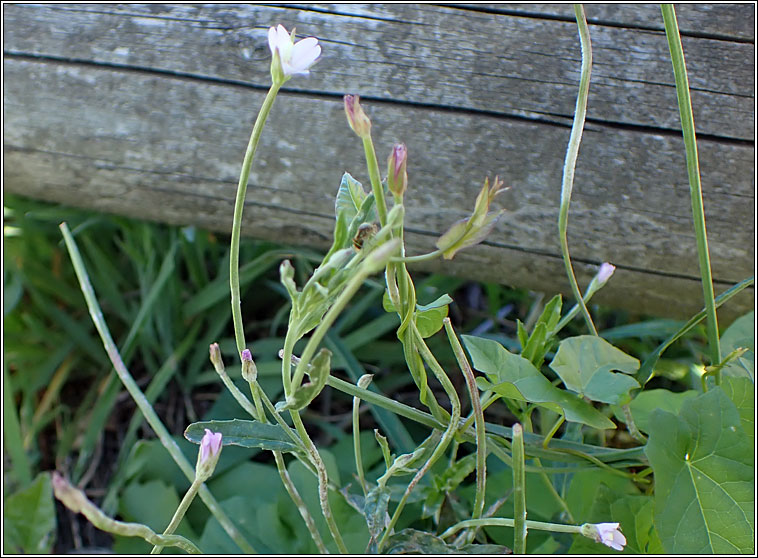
[241,349,257,382]
[199,429,222,465]
[387,143,408,197]
[344,94,372,139]
[597,262,616,284]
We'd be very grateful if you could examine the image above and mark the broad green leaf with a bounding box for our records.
[719,311,754,380]
[3,473,56,554]
[645,388,754,554]
[114,479,198,554]
[550,335,640,404]
[463,335,614,429]
[721,376,754,445]
[568,484,662,554]
[415,294,452,338]
[611,389,698,435]
[184,419,300,453]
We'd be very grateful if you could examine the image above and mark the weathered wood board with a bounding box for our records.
[3,3,755,319]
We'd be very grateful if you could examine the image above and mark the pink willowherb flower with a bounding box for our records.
[581,522,626,551]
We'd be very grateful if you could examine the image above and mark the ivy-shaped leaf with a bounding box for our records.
[719,311,754,380]
[550,335,640,404]
[645,387,754,554]
[335,172,367,223]
[462,335,614,430]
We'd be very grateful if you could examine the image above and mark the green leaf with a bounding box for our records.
[3,473,56,554]
[516,320,528,351]
[383,528,512,554]
[721,376,754,445]
[415,294,452,338]
[549,335,640,404]
[645,388,754,553]
[335,172,367,223]
[612,389,698,435]
[463,335,614,429]
[184,419,301,453]
[375,430,392,469]
[719,311,754,380]
[279,348,331,411]
[364,485,391,551]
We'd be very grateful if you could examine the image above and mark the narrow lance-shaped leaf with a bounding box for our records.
[184,419,301,453]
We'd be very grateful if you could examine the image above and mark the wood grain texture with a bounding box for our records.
[3,4,754,319]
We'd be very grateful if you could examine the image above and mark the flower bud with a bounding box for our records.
[387,143,408,198]
[209,343,224,371]
[597,262,616,285]
[241,349,257,383]
[196,429,223,482]
[344,95,372,139]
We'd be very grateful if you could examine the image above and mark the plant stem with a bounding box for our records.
[230,83,282,355]
[542,415,565,449]
[290,411,349,553]
[441,518,583,540]
[151,479,202,554]
[376,323,461,552]
[362,135,388,227]
[444,319,486,524]
[512,424,527,554]
[60,223,257,554]
[636,276,752,386]
[558,4,597,335]
[661,4,721,376]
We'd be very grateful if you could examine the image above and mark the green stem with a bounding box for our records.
[273,451,329,554]
[362,135,388,227]
[558,4,597,335]
[353,376,372,496]
[230,83,282,355]
[661,4,721,375]
[151,479,202,554]
[636,276,752,386]
[391,249,443,263]
[542,415,565,449]
[441,518,583,540]
[621,404,647,444]
[512,424,527,554]
[376,323,461,552]
[290,411,348,553]
[60,223,257,554]
[444,319,486,523]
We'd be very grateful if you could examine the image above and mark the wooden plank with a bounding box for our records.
[454,4,756,41]
[4,58,753,319]
[3,3,754,139]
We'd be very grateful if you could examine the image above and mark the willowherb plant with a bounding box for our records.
[53,8,754,555]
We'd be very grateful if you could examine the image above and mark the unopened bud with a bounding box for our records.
[344,94,372,139]
[357,373,374,389]
[387,143,407,198]
[196,429,223,481]
[241,349,257,383]
[209,343,224,371]
[597,262,616,285]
